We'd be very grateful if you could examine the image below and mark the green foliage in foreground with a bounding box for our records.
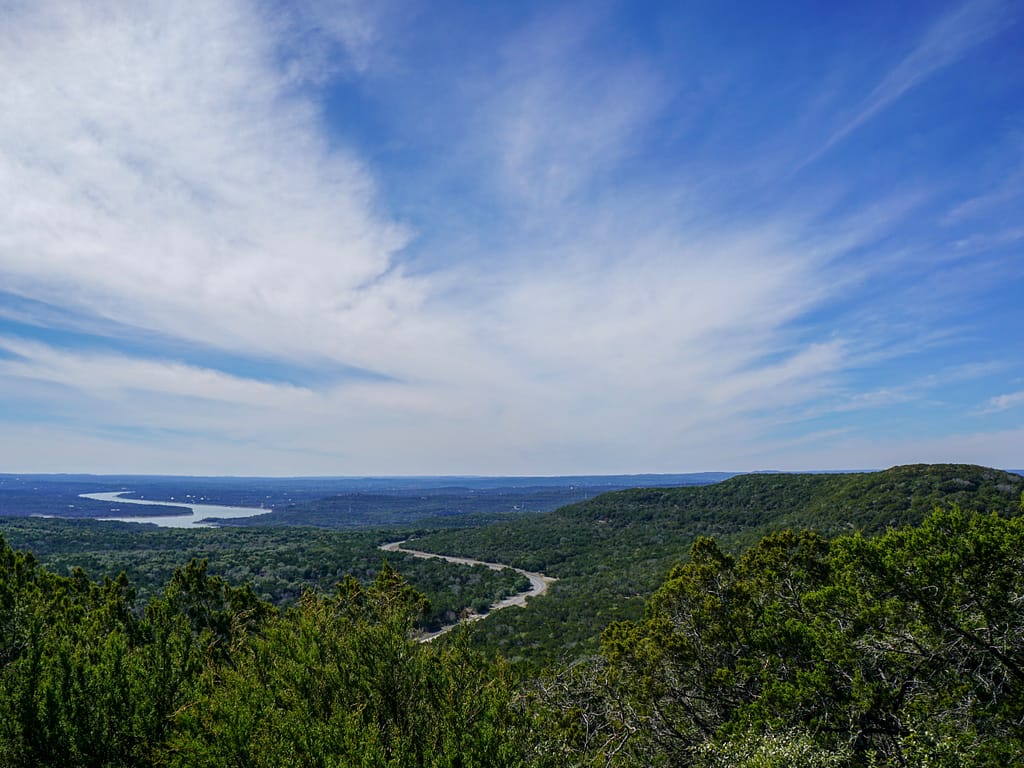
[531,506,1024,766]
[0,545,531,767]
[166,565,528,767]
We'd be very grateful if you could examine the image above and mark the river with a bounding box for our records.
[80,491,271,528]
[75,499,547,635]
[380,539,556,641]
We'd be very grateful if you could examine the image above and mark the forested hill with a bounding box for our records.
[415,464,1023,573]
[557,462,1024,534]
[413,464,1023,661]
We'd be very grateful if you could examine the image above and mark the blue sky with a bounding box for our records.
[0,0,1021,475]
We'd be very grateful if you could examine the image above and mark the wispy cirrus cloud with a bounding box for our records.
[803,0,1011,167]
[977,391,1024,415]
[476,5,667,210]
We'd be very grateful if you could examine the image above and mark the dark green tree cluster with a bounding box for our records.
[532,506,1024,766]
[0,539,529,768]
[0,518,529,632]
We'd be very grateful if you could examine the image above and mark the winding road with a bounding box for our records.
[379,540,556,642]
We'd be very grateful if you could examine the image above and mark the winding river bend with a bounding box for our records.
[380,540,556,642]
[76,496,551,638]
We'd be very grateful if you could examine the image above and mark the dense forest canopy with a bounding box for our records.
[1,464,1022,765]
[552,506,1024,765]
[410,464,1024,661]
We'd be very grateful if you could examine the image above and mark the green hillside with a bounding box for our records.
[413,464,1023,662]
[2,466,1022,766]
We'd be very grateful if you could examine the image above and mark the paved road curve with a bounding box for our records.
[379,540,557,642]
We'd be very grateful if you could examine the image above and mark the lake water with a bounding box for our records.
[80,491,271,529]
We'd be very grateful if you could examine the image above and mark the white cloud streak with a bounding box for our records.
[805,0,1010,166]
[978,391,1024,414]
[0,337,314,408]
[483,7,667,210]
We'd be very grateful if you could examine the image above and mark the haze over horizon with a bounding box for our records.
[1,1,1022,476]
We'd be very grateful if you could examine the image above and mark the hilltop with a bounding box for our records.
[412,464,1023,661]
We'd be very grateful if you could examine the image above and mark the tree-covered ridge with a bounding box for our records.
[417,465,1023,572]
[410,465,1023,662]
